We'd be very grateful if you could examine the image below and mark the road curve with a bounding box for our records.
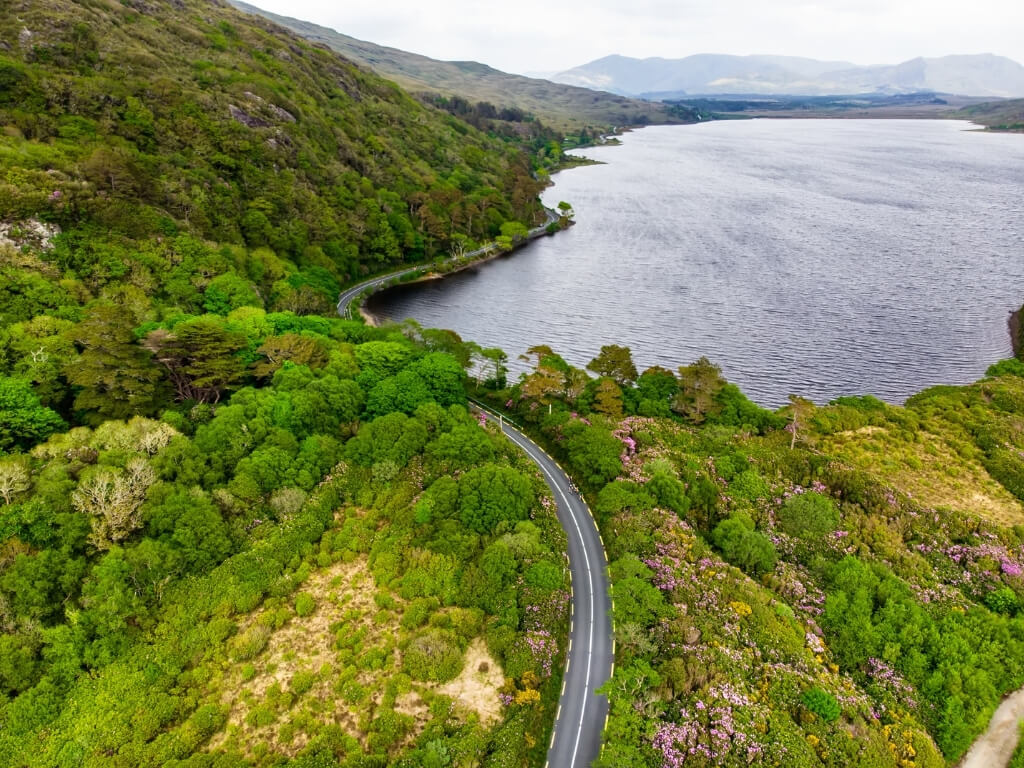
[335,208,560,320]
[473,403,612,768]
[336,208,613,766]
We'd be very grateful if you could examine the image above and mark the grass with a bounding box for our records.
[821,423,1024,527]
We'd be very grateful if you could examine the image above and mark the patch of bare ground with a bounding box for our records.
[209,556,387,756]
[436,637,505,726]
[206,552,507,760]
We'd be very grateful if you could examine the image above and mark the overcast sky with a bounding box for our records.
[249,0,1023,75]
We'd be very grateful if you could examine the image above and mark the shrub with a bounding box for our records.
[290,669,316,696]
[294,592,316,617]
[230,624,271,662]
[985,586,1019,615]
[777,491,839,539]
[402,628,463,682]
[802,687,841,722]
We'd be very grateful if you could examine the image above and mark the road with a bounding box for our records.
[337,209,613,767]
[472,402,612,768]
[335,208,561,319]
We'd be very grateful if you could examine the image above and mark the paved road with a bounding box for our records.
[472,402,612,768]
[336,208,560,319]
[336,210,613,767]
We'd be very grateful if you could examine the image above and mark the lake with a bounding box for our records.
[368,120,1024,406]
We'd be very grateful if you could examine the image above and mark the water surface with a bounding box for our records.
[369,120,1024,406]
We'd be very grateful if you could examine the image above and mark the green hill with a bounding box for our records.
[957,98,1024,131]
[1,0,544,289]
[230,1,684,133]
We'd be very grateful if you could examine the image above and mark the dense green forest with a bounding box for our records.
[0,0,569,765]
[473,343,1024,767]
[0,0,543,290]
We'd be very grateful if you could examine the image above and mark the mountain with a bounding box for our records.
[553,53,1024,98]
[229,1,683,131]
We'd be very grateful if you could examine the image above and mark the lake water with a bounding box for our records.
[368,120,1024,407]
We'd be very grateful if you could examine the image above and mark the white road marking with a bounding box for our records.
[501,424,597,768]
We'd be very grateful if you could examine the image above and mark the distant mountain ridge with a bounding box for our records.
[553,53,1024,98]
[230,2,683,130]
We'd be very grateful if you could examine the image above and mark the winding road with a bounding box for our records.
[336,213,614,767]
[473,404,612,768]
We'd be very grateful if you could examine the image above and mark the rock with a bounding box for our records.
[267,103,295,123]
[228,104,269,129]
[18,28,32,49]
[0,219,62,251]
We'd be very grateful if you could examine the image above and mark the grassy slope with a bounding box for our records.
[230,1,683,133]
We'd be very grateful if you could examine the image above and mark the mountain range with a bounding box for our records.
[230,1,682,131]
[552,53,1024,98]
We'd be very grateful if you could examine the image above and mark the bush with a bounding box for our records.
[402,628,464,682]
[294,592,316,617]
[985,586,1019,615]
[802,687,841,722]
[777,491,839,539]
[230,624,271,661]
[711,516,778,576]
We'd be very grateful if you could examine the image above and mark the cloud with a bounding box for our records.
[251,0,1023,74]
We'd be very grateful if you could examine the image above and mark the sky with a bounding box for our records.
[249,0,1024,75]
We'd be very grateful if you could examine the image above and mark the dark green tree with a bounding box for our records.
[64,304,164,423]
[0,376,65,451]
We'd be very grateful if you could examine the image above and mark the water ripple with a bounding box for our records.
[369,120,1024,407]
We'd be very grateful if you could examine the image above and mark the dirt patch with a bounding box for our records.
[436,638,505,726]
[209,557,388,756]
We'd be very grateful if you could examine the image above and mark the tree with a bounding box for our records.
[252,333,329,378]
[0,459,30,505]
[458,464,533,533]
[144,317,246,404]
[499,221,528,244]
[72,459,156,550]
[0,376,65,451]
[673,357,725,423]
[587,345,638,387]
[711,516,777,576]
[479,347,508,388]
[65,305,165,423]
[593,378,624,418]
[786,394,816,449]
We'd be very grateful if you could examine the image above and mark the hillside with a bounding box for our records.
[957,98,1024,131]
[229,1,684,132]
[0,1,586,764]
[552,52,1024,98]
[0,0,544,288]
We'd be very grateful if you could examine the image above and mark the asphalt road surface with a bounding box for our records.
[473,404,612,768]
